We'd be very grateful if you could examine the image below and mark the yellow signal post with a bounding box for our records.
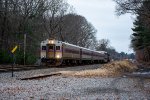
[11,45,18,77]
[11,45,18,54]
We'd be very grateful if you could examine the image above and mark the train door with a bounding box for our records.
[55,45,62,59]
[46,44,55,58]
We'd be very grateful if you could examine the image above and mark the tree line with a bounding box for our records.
[95,39,135,60]
[0,0,135,64]
[0,0,100,64]
[114,0,150,64]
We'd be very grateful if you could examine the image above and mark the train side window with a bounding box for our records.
[49,46,53,50]
[56,46,60,50]
[42,46,46,50]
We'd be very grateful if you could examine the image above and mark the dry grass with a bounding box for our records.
[59,60,138,77]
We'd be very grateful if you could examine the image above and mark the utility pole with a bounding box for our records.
[24,33,26,65]
[11,45,18,77]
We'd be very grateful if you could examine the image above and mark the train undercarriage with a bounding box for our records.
[41,58,109,66]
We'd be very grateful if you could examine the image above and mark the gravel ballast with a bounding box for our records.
[0,64,150,100]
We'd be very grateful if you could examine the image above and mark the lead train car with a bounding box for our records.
[41,39,110,66]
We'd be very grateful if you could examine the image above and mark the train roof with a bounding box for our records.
[62,42,93,51]
[41,39,107,54]
[62,41,107,54]
[62,42,107,54]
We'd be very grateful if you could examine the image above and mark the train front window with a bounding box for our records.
[49,46,54,50]
[42,46,46,50]
[56,46,60,50]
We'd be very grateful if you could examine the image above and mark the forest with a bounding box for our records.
[0,0,135,65]
[114,0,150,64]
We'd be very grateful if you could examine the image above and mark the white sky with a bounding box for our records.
[68,0,134,53]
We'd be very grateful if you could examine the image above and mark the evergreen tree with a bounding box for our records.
[130,0,150,63]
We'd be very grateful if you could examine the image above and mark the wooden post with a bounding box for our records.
[11,45,18,77]
[12,54,14,77]
[24,33,26,65]
[12,54,16,77]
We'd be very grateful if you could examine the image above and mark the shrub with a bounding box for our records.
[26,53,37,65]
[15,51,24,64]
[59,60,138,77]
[0,50,13,64]
[0,48,37,65]
[15,51,37,65]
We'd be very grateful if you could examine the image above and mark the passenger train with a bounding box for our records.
[41,39,110,66]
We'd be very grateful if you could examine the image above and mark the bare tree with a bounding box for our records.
[114,0,150,21]
[43,0,71,39]
[96,39,110,51]
[0,0,48,49]
[114,0,144,14]
[60,14,97,49]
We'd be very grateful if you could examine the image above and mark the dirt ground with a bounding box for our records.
[0,64,150,100]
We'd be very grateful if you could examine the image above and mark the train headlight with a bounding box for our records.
[49,40,54,44]
[51,40,54,44]
[56,54,61,59]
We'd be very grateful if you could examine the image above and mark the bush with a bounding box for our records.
[59,60,138,77]
[15,51,24,64]
[15,51,37,65]
[26,53,37,65]
[0,50,37,65]
[0,50,13,64]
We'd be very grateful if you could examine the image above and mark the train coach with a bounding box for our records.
[40,39,110,66]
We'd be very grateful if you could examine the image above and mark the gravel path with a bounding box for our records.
[0,64,150,100]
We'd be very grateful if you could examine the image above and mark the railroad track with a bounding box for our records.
[0,65,50,73]
[0,64,94,73]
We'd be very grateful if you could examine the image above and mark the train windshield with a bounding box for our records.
[49,46,54,50]
[56,46,60,50]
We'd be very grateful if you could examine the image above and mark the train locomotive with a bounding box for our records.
[41,39,110,66]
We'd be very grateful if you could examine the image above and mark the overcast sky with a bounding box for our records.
[68,0,134,53]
